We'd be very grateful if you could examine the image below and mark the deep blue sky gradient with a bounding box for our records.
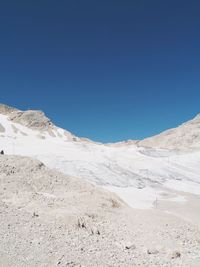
[0,1,200,142]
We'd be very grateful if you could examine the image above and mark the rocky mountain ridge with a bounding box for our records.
[138,113,200,150]
[1,104,200,150]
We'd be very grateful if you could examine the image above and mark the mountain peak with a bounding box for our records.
[0,104,79,141]
[9,109,53,130]
[0,104,53,131]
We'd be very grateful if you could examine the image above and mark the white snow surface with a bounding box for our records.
[0,110,200,209]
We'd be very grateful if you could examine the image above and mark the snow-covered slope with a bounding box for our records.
[0,104,200,208]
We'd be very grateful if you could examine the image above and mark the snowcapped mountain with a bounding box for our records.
[0,104,80,141]
[0,104,200,208]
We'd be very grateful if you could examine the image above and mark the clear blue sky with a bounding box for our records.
[0,1,200,142]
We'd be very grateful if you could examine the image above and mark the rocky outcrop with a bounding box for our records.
[0,104,53,131]
[9,110,53,131]
[0,104,79,140]
[138,114,200,150]
[0,104,18,115]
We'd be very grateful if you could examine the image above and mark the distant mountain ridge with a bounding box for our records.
[1,103,200,150]
[138,113,200,150]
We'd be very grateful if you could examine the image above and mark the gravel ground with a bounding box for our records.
[0,155,200,267]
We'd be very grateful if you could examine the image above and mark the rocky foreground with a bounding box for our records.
[0,155,200,267]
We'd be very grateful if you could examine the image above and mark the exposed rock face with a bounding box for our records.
[9,110,53,130]
[0,104,18,115]
[0,104,53,131]
[138,114,200,150]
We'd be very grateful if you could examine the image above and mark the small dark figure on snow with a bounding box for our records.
[0,150,4,155]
